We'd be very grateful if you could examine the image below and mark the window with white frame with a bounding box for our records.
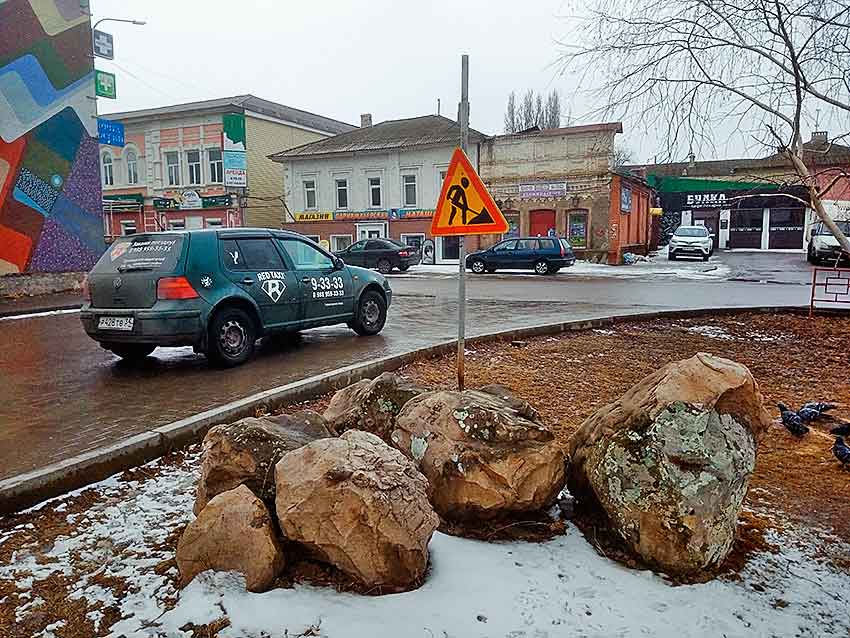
[208,149,223,183]
[206,218,223,228]
[187,150,202,185]
[368,176,382,208]
[335,178,349,209]
[304,234,320,244]
[330,234,352,252]
[126,150,139,184]
[402,174,417,207]
[303,179,317,209]
[101,153,114,186]
[120,220,136,235]
[165,151,180,186]
[169,219,186,230]
[400,233,426,251]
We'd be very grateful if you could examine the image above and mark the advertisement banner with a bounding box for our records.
[222,114,246,152]
[223,150,247,187]
[97,118,124,146]
[389,208,434,220]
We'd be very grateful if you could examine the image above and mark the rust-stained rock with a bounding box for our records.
[177,485,284,592]
[194,411,334,515]
[567,352,771,576]
[323,372,428,442]
[392,387,566,520]
[274,430,438,591]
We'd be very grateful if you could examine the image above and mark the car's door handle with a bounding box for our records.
[300,277,311,283]
[241,277,254,285]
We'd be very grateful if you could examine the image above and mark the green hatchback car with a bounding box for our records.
[80,229,393,366]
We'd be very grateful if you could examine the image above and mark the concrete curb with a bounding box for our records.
[0,304,811,513]
[0,303,82,319]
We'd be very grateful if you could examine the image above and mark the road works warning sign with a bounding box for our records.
[431,148,509,236]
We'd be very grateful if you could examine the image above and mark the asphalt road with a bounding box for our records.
[0,253,812,480]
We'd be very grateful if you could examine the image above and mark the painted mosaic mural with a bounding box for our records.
[0,0,102,273]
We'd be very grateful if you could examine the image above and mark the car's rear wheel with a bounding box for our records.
[534,260,550,275]
[470,259,486,274]
[104,343,156,361]
[377,259,392,274]
[807,245,815,264]
[350,290,387,336]
[208,307,256,367]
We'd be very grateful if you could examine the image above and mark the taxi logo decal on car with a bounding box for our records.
[258,271,286,302]
[311,276,344,299]
[109,242,129,262]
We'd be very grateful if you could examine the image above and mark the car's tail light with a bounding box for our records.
[81,275,91,302]
[560,243,566,257]
[157,276,199,300]
[398,250,410,257]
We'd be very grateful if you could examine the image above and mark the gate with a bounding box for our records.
[810,267,850,316]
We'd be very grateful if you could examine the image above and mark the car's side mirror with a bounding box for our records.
[333,256,345,270]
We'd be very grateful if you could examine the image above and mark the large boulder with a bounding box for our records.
[567,352,771,576]
[323,372,428,442]
[275,430,438,591]
[391,387,566,520]
[177,485,284,592]
[194,411,334,515]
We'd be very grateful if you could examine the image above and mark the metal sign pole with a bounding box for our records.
[458,54,469,392]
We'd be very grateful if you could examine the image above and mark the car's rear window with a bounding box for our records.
[93,235,185,273]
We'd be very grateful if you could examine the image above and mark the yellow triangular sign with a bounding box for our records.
[431,148,508,237]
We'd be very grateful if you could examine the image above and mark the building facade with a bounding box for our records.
[481,124,653,264]
[272,115,486,263]
[630,131,850,250]
[1,0,103,273]
[99,95,354,240]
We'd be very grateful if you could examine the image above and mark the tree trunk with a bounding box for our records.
[787,150,850,256]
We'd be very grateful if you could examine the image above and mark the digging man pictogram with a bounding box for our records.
[447,177,471,225]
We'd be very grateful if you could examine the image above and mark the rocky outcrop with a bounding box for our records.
[567,352,771,576]
[177,485,284,592]
[392,387,566,520]
[323,372,428,442]
[275,430,438,591]
[194,411,333,514]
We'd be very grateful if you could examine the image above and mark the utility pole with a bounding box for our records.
[457,54,469,391]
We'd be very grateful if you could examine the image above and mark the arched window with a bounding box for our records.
[102,153,114,186]
[126,150,139,184]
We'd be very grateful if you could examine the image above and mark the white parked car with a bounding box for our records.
[807,220,850,265]
[668,225,714,262]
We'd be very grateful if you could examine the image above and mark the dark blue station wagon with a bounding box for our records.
[465,237,576,275]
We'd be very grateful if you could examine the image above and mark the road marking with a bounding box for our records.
[0,308,81,322]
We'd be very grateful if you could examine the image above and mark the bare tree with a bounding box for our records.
[519,89,537,130]
[612,144,634,167]
[504,91,518,133]
[535,93,544,128]
[558,0,850,253]
[544,90,562,128]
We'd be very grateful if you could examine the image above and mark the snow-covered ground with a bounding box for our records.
[394,249,731,281]
[2,452,848,638]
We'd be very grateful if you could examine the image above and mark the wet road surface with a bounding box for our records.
[0,268,809,480]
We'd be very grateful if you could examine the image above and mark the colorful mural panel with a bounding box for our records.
[0,0,101,273]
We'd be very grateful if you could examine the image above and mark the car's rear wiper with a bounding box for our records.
[116,265,155,273]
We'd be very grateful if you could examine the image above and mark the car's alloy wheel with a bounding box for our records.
[471,260,485,274]
[377,259,392,274]
[534,260,549,275]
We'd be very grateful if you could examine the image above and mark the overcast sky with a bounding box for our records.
[91,0,824,163]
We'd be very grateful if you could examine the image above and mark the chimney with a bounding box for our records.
[360,113,372,128]
[811,130,828,147]
[687,151,696,167]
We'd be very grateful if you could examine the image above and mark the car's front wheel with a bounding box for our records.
[534,259,550,275]
[376,259,392,274]
[470,259,486,274]
[104,343,156,361]
[668,251,677,261]
[350,290,387,336]
[208,307,256,367]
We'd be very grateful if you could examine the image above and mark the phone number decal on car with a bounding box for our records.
[311,276,344,299]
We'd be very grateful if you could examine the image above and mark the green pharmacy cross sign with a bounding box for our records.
[95,70,116,99]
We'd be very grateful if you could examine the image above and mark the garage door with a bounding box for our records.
[768,208,805,249]
[729,209,763,248]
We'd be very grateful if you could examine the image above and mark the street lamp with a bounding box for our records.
[92,17,146,29]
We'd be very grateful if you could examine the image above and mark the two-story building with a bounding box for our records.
[271,114,487,263]
[99,95,355,240]
[480,123,653,263]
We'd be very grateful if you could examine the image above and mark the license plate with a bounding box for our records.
[98,316,134,331]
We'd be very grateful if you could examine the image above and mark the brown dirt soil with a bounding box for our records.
[400,312,850,551]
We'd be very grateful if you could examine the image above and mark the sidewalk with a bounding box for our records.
[0,291,83,318]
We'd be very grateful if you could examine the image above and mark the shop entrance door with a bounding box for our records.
[767,208,805,249]
[729,209,763,248]
[530,209,556,237]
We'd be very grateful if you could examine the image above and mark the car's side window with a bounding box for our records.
[349,241,366,252]
[221,238,284,271]
[365,240,384,251]
[517,239,539,250]
[539,239,557,250]
[494,240,517,252]
[278,238,335,271]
